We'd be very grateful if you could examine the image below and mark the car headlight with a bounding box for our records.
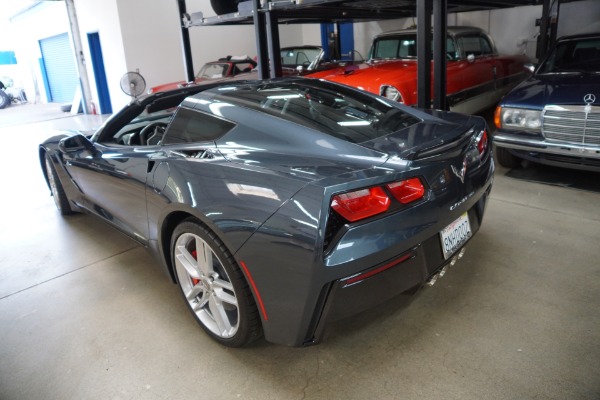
[380,85,403,102]
[494,106,542,131]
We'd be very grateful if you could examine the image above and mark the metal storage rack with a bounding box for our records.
[178,0,565,111]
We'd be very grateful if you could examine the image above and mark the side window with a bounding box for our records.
[162,107,235,145]
[457,35,482,57]
[373,39,400,58]
[446,37,458,60]
[399,39,417,57]
[479,35,493,55]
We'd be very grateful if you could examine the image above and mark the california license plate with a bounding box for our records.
[440,212,472,259]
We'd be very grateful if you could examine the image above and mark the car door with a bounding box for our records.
[71,142,154,245]
[451,33,496,113]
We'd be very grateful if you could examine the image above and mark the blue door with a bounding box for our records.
[87,32,112,114]
[39,33,78,103]
[320,23,355,61]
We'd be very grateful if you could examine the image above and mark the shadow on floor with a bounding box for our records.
[505,163,600,193]
[0,102,73,128]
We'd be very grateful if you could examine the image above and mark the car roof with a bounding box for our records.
[556,32,600,42]
[375,26,487,39]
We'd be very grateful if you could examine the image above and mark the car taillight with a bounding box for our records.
[477,129,488,155]
[386,178,425,204]
[331,178,426,222]
[331,187,390,222]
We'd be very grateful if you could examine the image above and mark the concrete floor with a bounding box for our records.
[0,108,599,400]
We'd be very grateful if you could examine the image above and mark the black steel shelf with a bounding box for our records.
[187,0,544,27]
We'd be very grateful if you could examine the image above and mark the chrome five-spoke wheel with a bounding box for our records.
[171,220,262,347]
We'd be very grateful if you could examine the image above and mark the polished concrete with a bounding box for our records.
[0,107,599,400]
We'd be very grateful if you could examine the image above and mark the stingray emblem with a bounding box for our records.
[584,93,596,104]
[451,158,468,184]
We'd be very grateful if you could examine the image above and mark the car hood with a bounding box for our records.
[501,73,600,109]
[308,60,418,93]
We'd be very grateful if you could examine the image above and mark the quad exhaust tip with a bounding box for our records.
[426,247,466,287]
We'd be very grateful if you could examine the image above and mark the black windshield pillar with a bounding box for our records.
[433,0,448,111]
[417,0,433,109]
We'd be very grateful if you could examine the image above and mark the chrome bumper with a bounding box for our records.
[494,133,600,160]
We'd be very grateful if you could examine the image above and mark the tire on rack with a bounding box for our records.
[210,0,241,15]
[0,90,10,109]
[495,146,522,169]
[171,219,263,347]
[44,153,74,215]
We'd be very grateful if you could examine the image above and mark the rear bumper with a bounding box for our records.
[308,190,490,345]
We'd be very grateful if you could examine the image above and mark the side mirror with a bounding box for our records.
[467,54,475,63]
[524,63,536,73]
[296,65,304,73]
[59,134,96,155]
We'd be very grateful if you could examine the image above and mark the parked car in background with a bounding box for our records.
[40,77,493,347]
[150,55,256,93]
[281,45,326,73]
[309,26,530,115]
[281,45,363,75]
[493,32,600,171]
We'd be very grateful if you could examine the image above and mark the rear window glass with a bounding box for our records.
[162,107,235,144]
[211,81,420,143]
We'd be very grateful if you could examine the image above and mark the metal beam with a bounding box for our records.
[266,11,282,78]
[65,0,93,114]
[417,0,433,109]
[433,0,448,110]
[177,0,194,82]
[538,0,551,60]
[252,0,269,79]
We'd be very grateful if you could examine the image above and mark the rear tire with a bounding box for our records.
[0,90,10,109]
[171,219,262,347]
[495,146,522,169]
[44,153,73,215]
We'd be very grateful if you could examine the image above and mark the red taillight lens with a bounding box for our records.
[477,129,488,155]
[331,187,390,222]
[386,178,425,204]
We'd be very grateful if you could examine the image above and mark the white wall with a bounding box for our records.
[455,7,542,57]
[557,0,600,36]
[9,2,72,104]
[353,1,600,61]
[75,0,129,110]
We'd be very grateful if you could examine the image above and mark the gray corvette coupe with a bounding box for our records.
[40,78,493,347]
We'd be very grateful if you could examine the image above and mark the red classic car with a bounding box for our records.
[150,56,257,93]
[309,26,530,115]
